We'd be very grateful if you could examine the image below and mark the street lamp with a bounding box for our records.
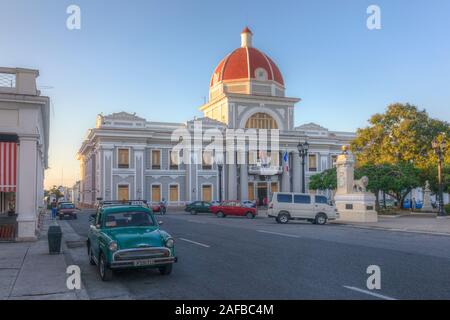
[297,140,309,193]
[432,135,446,217]
[215,152,224,203]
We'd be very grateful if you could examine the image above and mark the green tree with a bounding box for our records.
[309,168,337,191]
[351,103,450,171]
[46,185,64,202]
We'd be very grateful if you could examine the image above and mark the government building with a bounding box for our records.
[77,28,355,207]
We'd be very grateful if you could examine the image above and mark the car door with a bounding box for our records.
[314,195,328,215]
[293,194,314,218]
[202,202,211,213]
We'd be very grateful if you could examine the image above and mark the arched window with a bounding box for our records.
[245,113,278,129]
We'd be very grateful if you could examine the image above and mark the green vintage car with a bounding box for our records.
[87,205,176,281]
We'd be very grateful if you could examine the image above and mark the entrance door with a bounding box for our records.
[152,185,161,203]
[118,185,129,201]
[257,182,268,206]
[248,183,255,201]
[202,185,212,202]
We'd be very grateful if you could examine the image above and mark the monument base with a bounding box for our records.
[334,193,378,223]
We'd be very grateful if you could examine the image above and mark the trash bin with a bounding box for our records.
[48,225,62,254]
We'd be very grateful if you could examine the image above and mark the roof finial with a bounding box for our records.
[241,26,253,48]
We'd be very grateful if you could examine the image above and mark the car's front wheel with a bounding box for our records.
[315,213,328,225]
[159,264,173,275]
[216,211,225,218]
[99,252,113,281]
[246,212,255,219]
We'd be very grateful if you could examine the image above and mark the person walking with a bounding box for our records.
[160,197,168,215]
[51,199,58,220]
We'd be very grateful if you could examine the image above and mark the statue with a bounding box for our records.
[334,146,378,222]
[421,180,433,212]
[353,176,369,193]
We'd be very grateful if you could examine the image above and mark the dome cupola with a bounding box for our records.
[209,27,285,100]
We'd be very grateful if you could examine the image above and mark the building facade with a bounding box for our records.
[0,67,50,241]
[78,28,355,206]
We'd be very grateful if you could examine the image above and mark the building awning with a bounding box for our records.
[0,142,17,192]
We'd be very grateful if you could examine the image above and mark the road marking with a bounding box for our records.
[179,238,210,248]
[256,230,301,238]
[343,286,396,300]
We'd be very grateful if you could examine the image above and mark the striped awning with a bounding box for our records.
[0,142,17,192]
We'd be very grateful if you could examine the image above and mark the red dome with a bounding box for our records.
[210,46,284,87]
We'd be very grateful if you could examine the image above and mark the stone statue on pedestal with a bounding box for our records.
[421,180,433,212]
[334,145,378,222]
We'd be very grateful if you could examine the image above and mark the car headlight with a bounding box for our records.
[165,238,174,248]
[108,241,118,252]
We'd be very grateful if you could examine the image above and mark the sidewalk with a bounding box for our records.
[0,214,88,300]
[333,215,450,236]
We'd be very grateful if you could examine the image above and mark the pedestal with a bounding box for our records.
[421,190,433,212]
[335,193,378,223]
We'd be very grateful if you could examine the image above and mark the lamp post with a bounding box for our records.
[297,140,309,193]
[432,135,446,217]
[216,153,224,203]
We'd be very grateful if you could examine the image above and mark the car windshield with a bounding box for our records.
[104,211,155,228]
[60,204,74,209]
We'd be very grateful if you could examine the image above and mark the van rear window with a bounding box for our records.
[294,195,311,204]
[277,194,292,203]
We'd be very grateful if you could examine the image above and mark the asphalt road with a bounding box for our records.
[66,209,450,299]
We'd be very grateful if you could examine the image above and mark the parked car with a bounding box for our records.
[87,205,176,281]
[184,201,212,215]
[268,192,337,225]
[151,202,166,215]
[242,200,256,208]
[210,201,257,219]
[58,202,78,219]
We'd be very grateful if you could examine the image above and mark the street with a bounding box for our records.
[64,209,450,300]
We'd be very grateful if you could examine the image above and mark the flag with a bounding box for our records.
[283,151,289,172]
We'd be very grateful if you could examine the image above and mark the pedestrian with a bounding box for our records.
[412,197,416,212]
[161,197,168,215]
[51,199,58,220]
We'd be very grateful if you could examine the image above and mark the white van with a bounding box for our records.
[268,192,338,225]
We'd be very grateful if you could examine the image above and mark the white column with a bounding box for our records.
[134,147,145,200]
[292,151,301,192]
[16,136,38,241]
[281,151,290,192]
[239,152,248,201]
[227,164,237,200]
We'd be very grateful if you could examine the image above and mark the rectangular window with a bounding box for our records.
[118,149,129,169]
[118,185,129,201]
[271,182,278,194]
[202,185,212,202]
[308,154,317,172]
[294,194,311,204]
[169,185,179,202]
[151,185,161,203]
[277,194,292,203]
[169,150,179,170]
[202,151,212,170]
[152,150,161,170]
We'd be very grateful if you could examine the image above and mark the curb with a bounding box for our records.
[332,222,450,237]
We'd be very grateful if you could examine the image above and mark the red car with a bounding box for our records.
[210,201,256,219]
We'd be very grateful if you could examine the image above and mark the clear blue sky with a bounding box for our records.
[1,0,449,188]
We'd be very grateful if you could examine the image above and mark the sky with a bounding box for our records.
[1,0,449,189]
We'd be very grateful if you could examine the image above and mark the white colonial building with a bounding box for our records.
[0,67,50,241]
[78,28,355,206]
